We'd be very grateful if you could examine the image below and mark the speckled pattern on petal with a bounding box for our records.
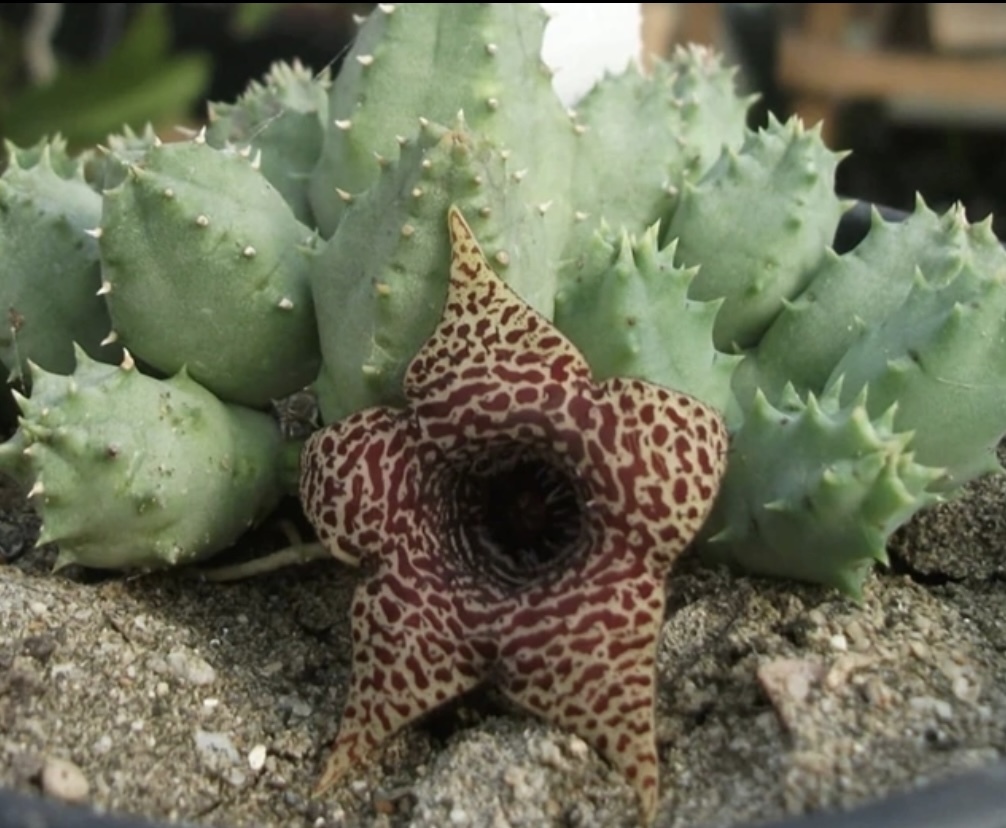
[300,206,728,823]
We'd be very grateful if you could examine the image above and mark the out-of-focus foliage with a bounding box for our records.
[0,4,209,153]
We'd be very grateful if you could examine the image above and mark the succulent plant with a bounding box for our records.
[0,347,291,570]
[97,130,321,408]
[1,2,1004,603]
[311,115,553,422]
[7,2,1006,820]
[0,138,122,383]
[701,385,942,598]
[206,59,331,226]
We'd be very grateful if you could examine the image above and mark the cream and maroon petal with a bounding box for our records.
[404,207,592,450]
[316,553,486,793]
[300,406,418,566]
[492,562,665,823]
[301,206,730,825]
[573,377,728,571]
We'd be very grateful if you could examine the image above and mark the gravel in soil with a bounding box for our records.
[2,468,1006,828]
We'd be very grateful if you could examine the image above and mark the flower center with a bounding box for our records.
[446,445,588,589]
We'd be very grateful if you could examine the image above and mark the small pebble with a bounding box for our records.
[248,744,267,772]
[194,730,239,772]
[536,738,563,769]
[567,736,589,761]
[844,619,869,651]
[278,694,313,718]
[41,757,89,803]
[166,649,217,686]
[224,768,247,788]
[909,696,953,721]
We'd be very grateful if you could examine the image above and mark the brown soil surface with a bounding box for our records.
[2,469,1005,828]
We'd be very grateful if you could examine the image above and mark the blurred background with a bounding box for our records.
[2,3,1005,234]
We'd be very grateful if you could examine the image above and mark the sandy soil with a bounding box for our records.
[2,466,1005,828]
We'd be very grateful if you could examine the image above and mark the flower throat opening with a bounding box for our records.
[447,445,588,589]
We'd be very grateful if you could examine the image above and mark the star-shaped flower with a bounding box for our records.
[300,207,727,822]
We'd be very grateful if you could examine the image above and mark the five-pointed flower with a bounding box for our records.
[300,206,728,822]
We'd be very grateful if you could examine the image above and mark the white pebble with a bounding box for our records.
[41,757,90,802]
[248,744,267,772]
[567,735,589,761]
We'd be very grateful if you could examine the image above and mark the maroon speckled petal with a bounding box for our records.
[300,407,418,567]
[314,549,484,792]
[493,562,664,820]
[300,207,728,824]
[404,207,592,456]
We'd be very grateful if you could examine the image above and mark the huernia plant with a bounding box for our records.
[2,1,1003,600]
[3,2,1006,819]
